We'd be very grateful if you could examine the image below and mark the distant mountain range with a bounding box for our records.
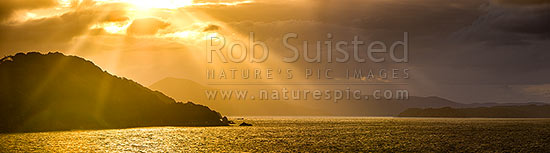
[150,77,548,116]
[398,105,550,118]
[0,52,227,133]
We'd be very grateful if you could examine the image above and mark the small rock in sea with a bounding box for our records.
[239,122,252,126]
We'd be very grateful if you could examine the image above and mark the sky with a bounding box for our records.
[0,0,549,103]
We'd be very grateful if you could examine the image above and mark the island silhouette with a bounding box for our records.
[398,105,550,118]
[0,52,228,133]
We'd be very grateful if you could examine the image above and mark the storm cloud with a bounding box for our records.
[1,0,549,103]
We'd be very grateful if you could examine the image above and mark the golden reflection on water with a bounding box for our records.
[1,117,550,152]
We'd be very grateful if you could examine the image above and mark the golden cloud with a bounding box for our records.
[126,18,170,36]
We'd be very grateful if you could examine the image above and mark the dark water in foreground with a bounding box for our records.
[1,117,549,152]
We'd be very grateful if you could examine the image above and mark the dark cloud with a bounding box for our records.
[452,3,550,44]
[0,3,131,52]
[218,0,550,102]
[203,24,220,32]
[0,10,96,51]
[126,18,170,36]
[315,0,484,38]
[491,8,550,38]
[417,4,550,86]
[0,0,58,21]
[493,0,550,6]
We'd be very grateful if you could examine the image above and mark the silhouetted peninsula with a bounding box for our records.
[398,105,550,118]
[0,52,228,133]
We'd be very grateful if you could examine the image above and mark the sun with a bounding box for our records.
[132,0,193,9]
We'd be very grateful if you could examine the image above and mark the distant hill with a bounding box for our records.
[150,77,214,104]
[150,77,546,116]
[149,77,326,116]
[398,105,550,118]
[0,52,227,133]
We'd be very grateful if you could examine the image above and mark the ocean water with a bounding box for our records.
[1,117,549,152]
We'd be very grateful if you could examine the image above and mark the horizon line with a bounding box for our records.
[207,82,409,85]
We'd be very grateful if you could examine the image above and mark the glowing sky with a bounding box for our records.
[1,0,549,103]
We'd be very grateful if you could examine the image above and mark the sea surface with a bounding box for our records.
[1,117,550,152]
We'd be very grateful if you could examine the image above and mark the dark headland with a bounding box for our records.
[0,52,228,133]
